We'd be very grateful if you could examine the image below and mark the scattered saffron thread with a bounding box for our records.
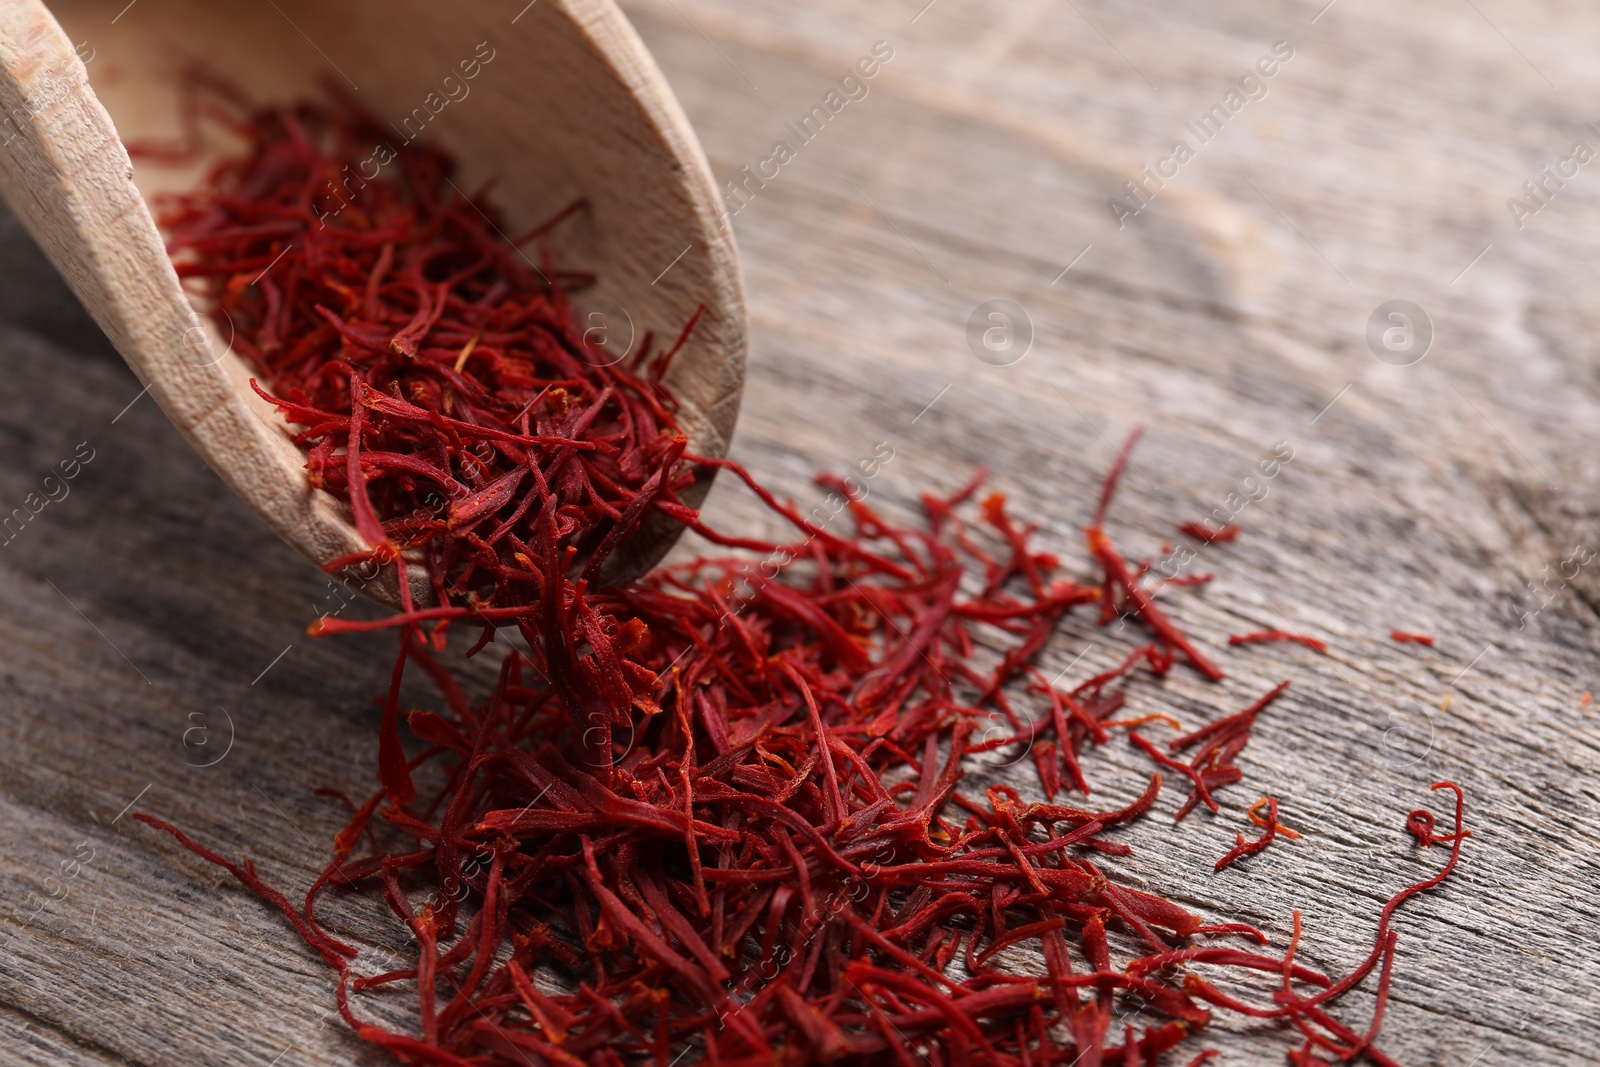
[1177,521,1240,544]
[123,81,1471,1067]
[1229,630,1328,654]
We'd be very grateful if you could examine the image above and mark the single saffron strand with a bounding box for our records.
[1388,631,1435,646]
[1248,795,1302,840]
[1277,782,1470,1015]
[1214,797,1282,871]
[1228,630,1328,654]
[1086,429,1225,682]
[1177,522,1240,544]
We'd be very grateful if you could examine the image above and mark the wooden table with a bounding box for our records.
[2,0,1596,1063]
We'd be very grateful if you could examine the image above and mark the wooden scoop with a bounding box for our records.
[0,0,746,601]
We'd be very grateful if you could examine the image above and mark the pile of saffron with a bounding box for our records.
[132,90,1469,1066]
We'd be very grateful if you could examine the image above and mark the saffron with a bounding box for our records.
[125,83,1471,1067]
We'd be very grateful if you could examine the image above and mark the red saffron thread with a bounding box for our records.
[1248,795,1302,840]
[1215,796,1285,871]
[1228,630,1329,654]
[1177,522,1240,544]
[119,82,1474,1067]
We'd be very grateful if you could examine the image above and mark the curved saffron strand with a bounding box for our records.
[1159,896,1408,1062]
[1249,794,1302,840]
[1346,930,1400,1061]
[1213,796,1282,872]
[683,452,914,580]
[1130,947,1328,988]
[1276,783,1469,1014]
[1227,630,1328,654]
[132,813,348,968]
[1191,922,1269,944]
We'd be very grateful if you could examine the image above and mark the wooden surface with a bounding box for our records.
[2,0,1599,1063]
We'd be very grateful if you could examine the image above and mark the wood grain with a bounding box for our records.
[2,0,1598,1063]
